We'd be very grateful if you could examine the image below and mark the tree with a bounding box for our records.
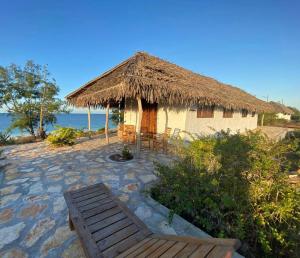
[0,61,68,137]
[109,108,124,126]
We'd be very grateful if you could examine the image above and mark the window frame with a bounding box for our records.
[242,109,248,118]
[223,108,234,118]
[197,106,214,118]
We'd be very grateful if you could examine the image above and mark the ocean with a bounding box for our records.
[0,113,116,137]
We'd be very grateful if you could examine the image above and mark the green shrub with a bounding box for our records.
[122,145,133,159]
[151,131,300,257]
[47,126,77,146]
[0,131,14,145]
[97,127,105,134]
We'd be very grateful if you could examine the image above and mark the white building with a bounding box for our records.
[269,101,294,121]
[67,52,271,138]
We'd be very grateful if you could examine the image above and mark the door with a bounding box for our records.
[141,100,157,134]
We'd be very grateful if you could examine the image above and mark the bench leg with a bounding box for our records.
[68,212,75,231]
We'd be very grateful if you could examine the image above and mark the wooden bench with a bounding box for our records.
[64,183,241,258]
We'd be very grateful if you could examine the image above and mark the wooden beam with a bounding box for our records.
[105,103,110,144]
[87,105,91,131]
[136,97,143,158]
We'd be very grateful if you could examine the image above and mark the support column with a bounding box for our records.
[136,97,143,158]
[87,105,91,131]
[105,103,110,144]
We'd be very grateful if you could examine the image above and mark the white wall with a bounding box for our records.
[123,99,258,136]
[124,99,138,127]
[156,104,188,134]
[185,108,258,136]
[276,113,291,120]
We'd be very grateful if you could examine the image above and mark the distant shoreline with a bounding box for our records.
[0,113,115,137]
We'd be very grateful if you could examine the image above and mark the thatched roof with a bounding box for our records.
[269,101,294,115]
[66,52,273,112]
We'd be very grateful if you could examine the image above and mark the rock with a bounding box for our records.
[6,178,29,185]
[65,176,80,185]
[19,203,47,218]
[102,174,119,181]
[124,172,135,180]
[123,183,138,192]
[0,222,26,249]
[135,206,152,220]
[68,184,84,191]
[1,193,22,206]
[48,166,60,171]
[53,197,65,213]
[119,193,129,202]
[0,248,28,258]
[0,208,13,224]
[21,168,34,173]
[25,194,49,202]
[0,185,18,195]
[23,218,55,247]
[65,171,80,177]
[47,185,62,193]
[138,174,157,184]
[159,221,177,235]
[62,239,85,258]
[28,182,43,195]
[46,175,63,181]
[30,177,40,182]
[40,226,74,257]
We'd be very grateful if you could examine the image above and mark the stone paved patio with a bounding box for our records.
[0,136,211,258]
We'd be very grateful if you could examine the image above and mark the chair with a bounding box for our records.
[117,124,125,140]
[122,125,136,144]
[64,183,241,258]
[140,127,152,149]
[153,127,172,152]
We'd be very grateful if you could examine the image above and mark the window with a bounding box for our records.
[223,108,233,118]
[251,112,256,117]
[197,106,214,118]
[242,109,248,117]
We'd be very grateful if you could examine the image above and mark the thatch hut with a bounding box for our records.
[67,52,273,152]
[269,101,294,120]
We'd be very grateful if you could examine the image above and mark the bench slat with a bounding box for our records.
[88,212,127,233]
[102,231,151,258]
[64,183,240,258]
[86,206,123,226]
[92,217,133,242]
[76,194,109,207]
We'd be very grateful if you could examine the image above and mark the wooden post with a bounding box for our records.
[87,105,91,131]
[261,113,265,126]
[118,101,121,125]
[136,97,143,158]
[105,103,110,144]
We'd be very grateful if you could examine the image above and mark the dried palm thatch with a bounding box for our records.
[66,52,274,112]
[269,101,294,114]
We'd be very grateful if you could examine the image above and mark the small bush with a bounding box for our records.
[97,127,105,134]
[47,127,77,146]
[122,145,133,160]
[0,131,15,146]
[151,131,300,257]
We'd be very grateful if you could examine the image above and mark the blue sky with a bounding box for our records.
[1,0,299,113]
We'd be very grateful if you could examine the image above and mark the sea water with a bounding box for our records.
[0,113,116,137]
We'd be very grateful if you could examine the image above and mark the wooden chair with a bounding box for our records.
[64,183,241,258]
[122,125,136,144]
[140,127,152,149]
[117,124,124,140]
[153,127,172,152]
